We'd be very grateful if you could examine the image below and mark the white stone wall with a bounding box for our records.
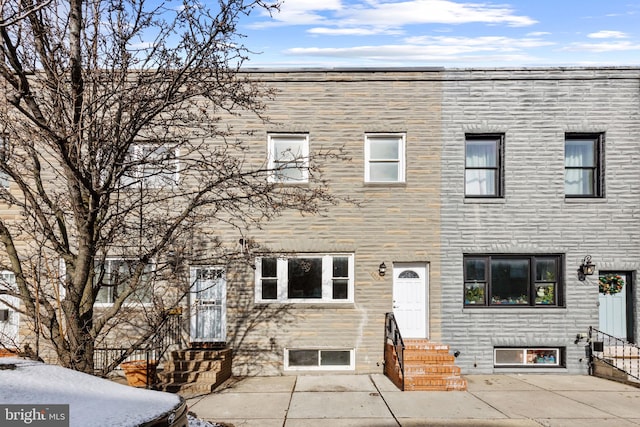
[440,68,640,374]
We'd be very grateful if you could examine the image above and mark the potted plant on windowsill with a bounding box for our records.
[464,285,484,304]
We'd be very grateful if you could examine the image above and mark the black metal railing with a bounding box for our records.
[589,326,640,382]
[385,312,405,390]
[94,309,184,387]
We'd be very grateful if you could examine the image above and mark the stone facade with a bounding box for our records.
[440,67,640,374]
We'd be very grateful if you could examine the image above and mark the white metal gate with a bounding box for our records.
[190,267,226,343]
[392,263,429,339]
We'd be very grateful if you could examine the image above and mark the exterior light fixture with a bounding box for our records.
[578,255,595,281]
[378,262,387,277]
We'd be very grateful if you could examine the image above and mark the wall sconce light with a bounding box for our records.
[378,262,387,277]
[577,255,595,281]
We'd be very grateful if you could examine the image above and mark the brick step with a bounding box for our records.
[158,369,222,383]
[170,348,232,361]
[157,380,221,395]
[404,375,468,392]
[164,359,225,372]
[403,353,456,364]
[403,340,451,353]
[403,363,461,376]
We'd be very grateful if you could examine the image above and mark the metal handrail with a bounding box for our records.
[94,309,184,387]
[589,326,640,382]
[385,312,405,390]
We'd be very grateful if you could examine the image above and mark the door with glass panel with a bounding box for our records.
[392,263,428,339]
[190,267,226,343]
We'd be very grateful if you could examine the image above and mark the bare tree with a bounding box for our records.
[0,0,341,374]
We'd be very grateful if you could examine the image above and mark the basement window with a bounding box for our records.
[285,349,354,371]
[494,347,564,367]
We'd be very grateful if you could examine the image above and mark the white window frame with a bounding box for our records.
[255,254,355,303]
[267,133,309,183]
[284,348,355,371]
[94,259,154,307]
[494,347,561,367]
[122,144,179,189]
[364,133,406,183]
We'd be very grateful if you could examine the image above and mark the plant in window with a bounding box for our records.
[599,274,624,295]
[535,285,555,304]
[464,285,484,304]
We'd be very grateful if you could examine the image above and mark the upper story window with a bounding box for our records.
[122,144,179,189]
[465,134,503,197]
[463,254,564,308]
[95,259,153,305]
[364,134,405,183]
[255,254,354,303]
[268,134,309,183]
[565,133,604,198]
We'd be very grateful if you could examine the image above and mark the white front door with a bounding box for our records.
[190,266,226,343]
[392,263,428,339]
[599,272,629,340]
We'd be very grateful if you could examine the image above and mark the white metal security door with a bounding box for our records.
[599,272,628,340]
[392,263,428,339]
[190,267,226,343]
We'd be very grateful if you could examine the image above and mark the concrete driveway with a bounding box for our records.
[187,373,640,426]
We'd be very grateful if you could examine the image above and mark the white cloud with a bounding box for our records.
[562,41,640,53]
[587,30,628,39]
[527,31,551,37]
[284,44,539,64]
[251,0,536,30]
[308,27,403,36]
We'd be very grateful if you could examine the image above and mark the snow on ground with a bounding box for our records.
[0,357,213,427]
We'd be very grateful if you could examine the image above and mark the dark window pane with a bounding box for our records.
[536,259,557,281]
[288,258,322,299]
[289,350,318,366]
[320,350,351,366]
[332,279,348,299]
[262,258,277,277]
[491,259,529,305]
[262,279,277,299]
[465,259,486,281]
[333,257,348,277]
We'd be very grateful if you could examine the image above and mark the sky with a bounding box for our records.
[239,0,640,68]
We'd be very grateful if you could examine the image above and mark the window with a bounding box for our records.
[268,134,309,183]
[285,349,354,370]
[364,134,405,183]
[122,144,179,188]
[565,133,604,197]
[494,347,563,367]
[95,259,153,305]
[255,254,354,303]
[463,255,563,307]
[0,309,8,322]
[465,134,503,197]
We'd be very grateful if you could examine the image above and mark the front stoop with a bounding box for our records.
[156,348,232,395]
[385,339,467,391]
